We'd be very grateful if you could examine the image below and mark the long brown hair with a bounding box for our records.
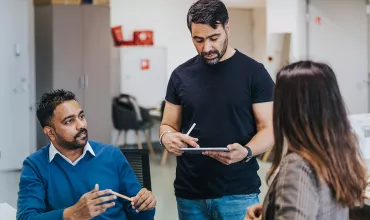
[267,61,367,207]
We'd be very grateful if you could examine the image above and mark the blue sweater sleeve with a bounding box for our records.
[17,158,64,220]
[114,149,155,220]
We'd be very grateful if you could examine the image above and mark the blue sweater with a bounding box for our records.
[16,141,155,220]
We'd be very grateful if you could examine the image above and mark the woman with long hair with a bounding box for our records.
[246,61,368,219]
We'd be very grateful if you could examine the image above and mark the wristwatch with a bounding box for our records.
[241,146,253,163]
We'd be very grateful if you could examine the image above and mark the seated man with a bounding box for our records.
[17,89,156,220]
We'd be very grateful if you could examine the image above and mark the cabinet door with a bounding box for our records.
[82,6,112,144]
[120,47,167,108]
[52,5,85,108]
[0,0,31,171]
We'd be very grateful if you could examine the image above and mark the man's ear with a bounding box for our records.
[43,126,56,141]
[225,21,230,35]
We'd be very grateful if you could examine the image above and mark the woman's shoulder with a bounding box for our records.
[281,152,311,169]
[278,152,319,187]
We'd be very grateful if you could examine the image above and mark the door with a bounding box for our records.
[52,5,85,108]
[0,0,31,170]
[83,5,112,144]
[308,0,368,114]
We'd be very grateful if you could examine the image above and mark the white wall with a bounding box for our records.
[28,0,37,153]
[266,0,307,62]
[110,0,195,78]
[228,8,267,65]
[252,8,267,65]
[266,0,307,77]
[228,9,253,55]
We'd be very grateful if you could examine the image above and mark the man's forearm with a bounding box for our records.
[159,124,178,136]
[246,126,274,156]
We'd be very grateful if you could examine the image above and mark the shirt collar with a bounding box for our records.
[49,142,95,163]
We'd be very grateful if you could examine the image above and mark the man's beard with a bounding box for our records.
[201,37,228,65]
[55,128,88,150]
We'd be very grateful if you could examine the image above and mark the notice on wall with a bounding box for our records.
[141,59,150,70]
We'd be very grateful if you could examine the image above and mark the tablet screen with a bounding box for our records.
[180,148,229,154]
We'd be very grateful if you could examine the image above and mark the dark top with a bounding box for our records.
[165,50,274,200]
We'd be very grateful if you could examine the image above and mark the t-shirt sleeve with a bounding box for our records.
[251,64,275,103]
[165,71,181,105]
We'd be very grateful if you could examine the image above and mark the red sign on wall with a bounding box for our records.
[141,59,150,70]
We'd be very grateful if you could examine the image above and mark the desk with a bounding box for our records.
[0,203,16,219]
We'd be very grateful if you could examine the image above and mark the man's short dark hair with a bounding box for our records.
[187,0,229,31]
[36,89,76,128]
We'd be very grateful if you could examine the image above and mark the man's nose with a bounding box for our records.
[203,41,212,53]
[76,118,86,130]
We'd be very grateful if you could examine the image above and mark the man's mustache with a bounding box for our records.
[201,50,220,57]
[75,128,88,139]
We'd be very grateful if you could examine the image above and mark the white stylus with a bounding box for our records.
[186,123,196,136]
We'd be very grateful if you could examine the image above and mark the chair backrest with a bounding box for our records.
[112,94,153,130]
[120,149,152,191]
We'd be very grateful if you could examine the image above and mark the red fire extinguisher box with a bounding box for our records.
[133,31,154,45]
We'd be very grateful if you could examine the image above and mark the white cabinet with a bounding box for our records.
[120,47,167,108]
[0,0,34,170]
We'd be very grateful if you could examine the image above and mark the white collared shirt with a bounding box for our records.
[49,142,95,166]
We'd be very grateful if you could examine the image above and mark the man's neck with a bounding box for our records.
[52,142,84,163]
[219,46,236,62]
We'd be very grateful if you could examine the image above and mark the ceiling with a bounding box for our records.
[222,0,266,8]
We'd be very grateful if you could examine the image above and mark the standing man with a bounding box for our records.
[159,0,274,219]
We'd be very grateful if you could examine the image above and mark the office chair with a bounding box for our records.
[121,149,152,191]
[112,94,155,156]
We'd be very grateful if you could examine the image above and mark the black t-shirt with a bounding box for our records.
[165,50,274,200]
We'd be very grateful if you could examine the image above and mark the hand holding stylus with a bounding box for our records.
[161,123,199,156]
[131,188,156,212]
[64,184,117,220]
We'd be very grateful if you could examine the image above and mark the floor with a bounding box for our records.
[0,154,271,220]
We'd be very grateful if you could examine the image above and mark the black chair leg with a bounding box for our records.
[143,129,155,156]
[135,130,143,149]
[123,131,127,148]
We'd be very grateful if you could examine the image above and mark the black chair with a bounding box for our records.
[112,94,155,156]
[121,149,152,191]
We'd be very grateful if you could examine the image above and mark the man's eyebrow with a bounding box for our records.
[193,33,221,40]
[62,115,74,123]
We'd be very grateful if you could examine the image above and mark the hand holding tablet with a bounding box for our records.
[180,123,230,154]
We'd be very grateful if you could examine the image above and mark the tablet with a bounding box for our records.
[181,148,229,154]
